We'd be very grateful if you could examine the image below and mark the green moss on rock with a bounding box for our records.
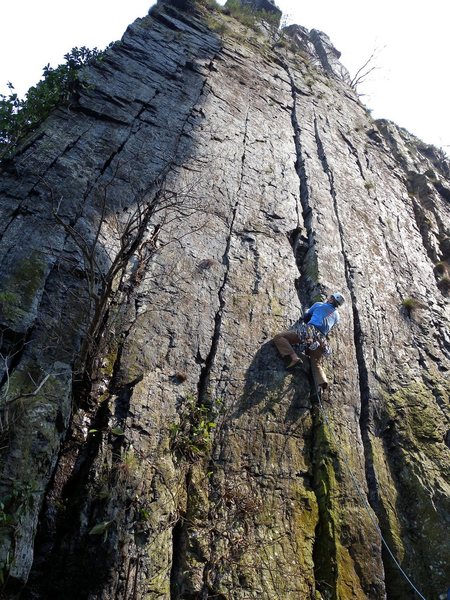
[312,411,370,599]
[0,251,48,326]
[304,249,320,284]
[370,377,450,597]
[382,379,447,446]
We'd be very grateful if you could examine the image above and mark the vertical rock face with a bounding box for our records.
[0,1,448,598]
[283,25,351,84]
[240,0,282,17]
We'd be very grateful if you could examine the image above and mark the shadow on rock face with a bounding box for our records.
[232,340,313,425]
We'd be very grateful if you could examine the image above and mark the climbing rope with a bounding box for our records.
[311,373,427,600]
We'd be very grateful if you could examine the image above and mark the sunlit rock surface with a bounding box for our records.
[0,1,449,598]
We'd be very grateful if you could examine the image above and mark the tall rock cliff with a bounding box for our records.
[0,1,449,598]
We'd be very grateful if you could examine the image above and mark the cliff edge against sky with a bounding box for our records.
[0,1,449,598]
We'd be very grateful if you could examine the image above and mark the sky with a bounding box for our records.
[1,0,449,150]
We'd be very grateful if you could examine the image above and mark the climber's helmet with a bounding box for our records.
[330,292,345,306]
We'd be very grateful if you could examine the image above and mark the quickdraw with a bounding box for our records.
[291,322,331,356]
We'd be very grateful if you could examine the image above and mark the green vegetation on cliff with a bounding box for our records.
[0,46,111,159]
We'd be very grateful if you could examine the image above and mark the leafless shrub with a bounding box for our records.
[350,46,385,93]
[41,167,213,381]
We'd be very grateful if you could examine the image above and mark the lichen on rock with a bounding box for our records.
[0,0,449,598]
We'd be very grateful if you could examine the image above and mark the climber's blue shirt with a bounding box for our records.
[304,302,340,336]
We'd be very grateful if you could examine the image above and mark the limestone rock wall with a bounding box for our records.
[0,1,448,598]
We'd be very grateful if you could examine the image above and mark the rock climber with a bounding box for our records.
[272,292,345,390]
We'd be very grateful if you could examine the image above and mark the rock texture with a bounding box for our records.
[0,1,449,598]
[240,0,282,18]
[283,25,351,84]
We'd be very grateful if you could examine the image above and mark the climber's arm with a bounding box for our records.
[303,302,319,323]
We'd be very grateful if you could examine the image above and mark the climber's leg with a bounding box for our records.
[272,330,302,368]
[308,347,328,389]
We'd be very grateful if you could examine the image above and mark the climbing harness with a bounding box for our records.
[310,372,428,600]
[292,302,339,356]
[291,322,331,356]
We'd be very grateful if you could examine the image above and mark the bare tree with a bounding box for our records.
[350,46,385,92]
[42,167,214,380]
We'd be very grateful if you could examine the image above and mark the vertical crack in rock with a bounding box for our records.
[99,128,139,177]
[1,204,27,243]
[0,203,24,241]
[284,69,307,231]
[169,464,192,600]
[169,518,185,599]
[83,103,149,203]
[28,130,90,188]
[0,326,34,391]
[1,8,448,596]
[280,57,341,594]
[247,238,261,297]
[197,108,250,404]
[0,127,88,243]
[18,27,225,594]
[281,61,321,309]
[339,130,366,181]
[313,113,382,544]
[173,103,250,596]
